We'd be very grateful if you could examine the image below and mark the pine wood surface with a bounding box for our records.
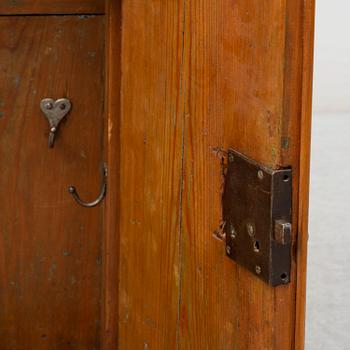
[118,1,315,349]
[0,15,105,349]
[0,1,314,348]
[102,0,121,348]
[0,0,104,15]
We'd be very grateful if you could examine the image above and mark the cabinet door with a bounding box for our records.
[115,0,315,349]
[0,15,105,349]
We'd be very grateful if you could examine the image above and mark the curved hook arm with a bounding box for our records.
[68,163,107,208]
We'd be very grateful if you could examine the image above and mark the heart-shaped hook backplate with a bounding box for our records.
[40,98,72,148]
[40,98,71,128]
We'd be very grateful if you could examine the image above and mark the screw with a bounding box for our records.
[257,170,264,180]
[60,103,66,110]
[45,102,53,110]
[247,223,255,237]
[226,246,231,255]
[253,240,260,253]
[228,153,234,163]
[280,273,288,283]
[50,127,57,133]
[230,225,237,239]
[255,265,262,275]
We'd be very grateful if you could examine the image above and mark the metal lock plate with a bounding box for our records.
[223,150,292,286]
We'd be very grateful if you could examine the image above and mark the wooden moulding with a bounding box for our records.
[101,0,121,349]
[0,0,105,15]
[294,0,316,348]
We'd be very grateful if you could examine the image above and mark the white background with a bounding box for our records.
[306,1,350,349]
[312,0,350,113]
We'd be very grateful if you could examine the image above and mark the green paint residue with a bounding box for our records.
[282,137,290,150]
[271,145,277,160]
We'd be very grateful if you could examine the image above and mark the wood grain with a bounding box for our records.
[177,1,314,349]
[118,1,185,348]
[102,0,121,348]
[0,0,105,15]
[179,1,287,348]
[118,0,314,348]
[0,16,105,349]
[295,1,316,348]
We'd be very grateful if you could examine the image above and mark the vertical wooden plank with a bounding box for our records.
[119,1,185,349]
[179,1,287,348]
[295,1,316,348]
[177,0,314,349]
[102,0,121,348]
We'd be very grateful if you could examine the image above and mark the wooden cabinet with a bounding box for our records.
[0,1,315,349]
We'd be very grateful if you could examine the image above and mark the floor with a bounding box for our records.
[305,113,350,350]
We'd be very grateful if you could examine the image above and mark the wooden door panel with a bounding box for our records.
[0,0,105,15]
[0,16,105,349]
[118,0,315,349]
[179,2,291,349]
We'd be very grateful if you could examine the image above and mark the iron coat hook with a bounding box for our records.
[40,98,72,148]
[68,163,107,208]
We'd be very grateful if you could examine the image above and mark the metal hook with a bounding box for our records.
[68,163,107,208]
[40,98,72,148]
